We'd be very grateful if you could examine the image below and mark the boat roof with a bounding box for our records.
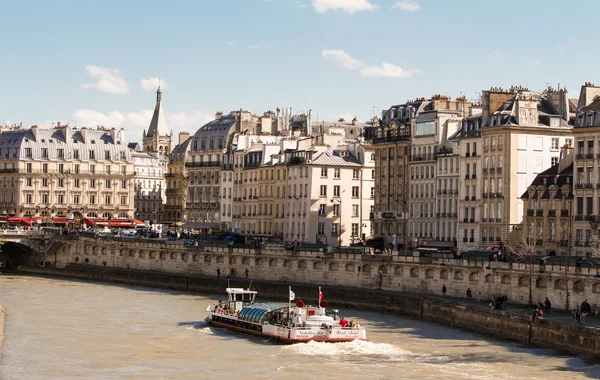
[226,288,257,295]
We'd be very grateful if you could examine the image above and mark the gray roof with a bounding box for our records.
[0,127,132,161]
[146,88,168,137]
[191,114,236,140]
[310,150,362,167]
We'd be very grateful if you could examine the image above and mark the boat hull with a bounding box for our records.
[206,315,367,344]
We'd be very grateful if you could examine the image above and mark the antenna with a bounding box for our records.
[158,77,161,89]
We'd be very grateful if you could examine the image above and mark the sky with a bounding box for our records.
[1,0,598,143]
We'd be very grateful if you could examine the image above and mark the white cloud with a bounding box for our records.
[141,77,168,92]
[391,1,420,11]
[227,41,235,46]
[80,65,129,94]
[322,49,365,70]
[322,49,419,79]
[360,63,420,78]
[312,0,377,14]
[71,109,214,144]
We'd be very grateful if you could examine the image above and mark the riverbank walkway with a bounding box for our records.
[428,293,600,328]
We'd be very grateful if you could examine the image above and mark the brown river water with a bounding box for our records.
[1,275,599,380]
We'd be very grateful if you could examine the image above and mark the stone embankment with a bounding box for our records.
[20,265,600,358]
[0,304,5,353]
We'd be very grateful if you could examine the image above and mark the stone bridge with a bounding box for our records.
[34,234,600,311]
[0,230,65,268]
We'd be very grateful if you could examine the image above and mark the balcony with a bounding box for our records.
[469,218,475,223]
[587,153,595,160]
[536,209,543,217]
[560,240,569,247]
[472,151,477,157]
[482,168,488,174]
[463,218,468,223]
[369,212,374,220]
[590,215,600,224]
[575,214,584,221]
[463,237,468,242]
[489,168,496,174]
[469,238,475,242]
[465,174,470,180]
[465,152,471,157]
[185,161,221,168]
[585,183,594,189]
[548,209,556,217]
[464,196,469,201]
[372,134,411,144]
[482,237,488,242]
[483,193,488,198]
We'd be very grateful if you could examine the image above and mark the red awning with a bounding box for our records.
[53,217,68,224]
[8,217,33,226]
[84,219,145,228]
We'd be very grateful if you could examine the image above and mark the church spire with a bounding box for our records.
[146,81,167,138]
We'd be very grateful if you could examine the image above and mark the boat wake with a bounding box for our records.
[183,321,214,334]
[282,340,445,363]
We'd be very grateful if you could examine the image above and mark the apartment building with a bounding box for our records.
[0,124,135,221]
[520,147,574,255]
[571,82,600,255]
[132,150,167,223]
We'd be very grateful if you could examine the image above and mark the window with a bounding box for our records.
[321,168,327,177]
[90,179,96,188]
[334,168,340,179]
[319,204,326,216]
[353,169,359,179]
[58,178,64,187]
[90,194,96,204]
[26,193,32,203]
[105,150,110,160]
[333,204,340,216]
[318,223,325,235]
[351,223,359,236]
[89,150,95,160]
[334,185,340,197]
[551,157,559,166]
[120,195,126,205]
[105,195,111,205]
[352,204,359,217]
[352,186,359,198]
[90,165,95,174]
[121,180,127,189]
[26,163,32,173]
[42,178,48,187]
[120,151,126,160]
[41,148,48,159]
[58,164,64,174]
[74,150,79,159]
[74,195,80,204]
[320,185,327,197]
[370,187,374,198]
[74,179,80,188]
[566,138,573,147]
[331,223,340,235]
[42,193,48,204]
[25,148,32,158]
[26,177,32,187]
[551,138,559,150]
[57,194,64,204]
[42,163,48,173]
[105,165,111,175]
[105,179,111,189]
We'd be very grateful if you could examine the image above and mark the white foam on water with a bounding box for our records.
[282,339,439,363]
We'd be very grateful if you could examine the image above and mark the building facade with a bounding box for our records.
[0,124,135,221]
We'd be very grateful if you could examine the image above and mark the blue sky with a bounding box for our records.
[1,0,597,142]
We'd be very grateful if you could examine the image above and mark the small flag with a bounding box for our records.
[319,290,323,302]
[289,289,295,301]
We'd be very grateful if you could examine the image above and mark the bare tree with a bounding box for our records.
[507,221,543,260]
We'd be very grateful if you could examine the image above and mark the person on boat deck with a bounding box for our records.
[339,317,348,328]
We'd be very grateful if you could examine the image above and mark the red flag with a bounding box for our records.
[319,290,323,302]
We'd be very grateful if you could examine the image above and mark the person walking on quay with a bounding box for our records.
[544,298,551,314]
[581,300,591,323]
[442,284,447,297]
[217,268,221,278]
[245,268,249,280]
[573,305,582,324]
[466,288,472,300]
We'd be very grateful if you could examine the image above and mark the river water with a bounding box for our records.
[1,275,599,380]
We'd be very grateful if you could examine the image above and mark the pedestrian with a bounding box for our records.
[217,268,221,278]
[532,307,539,322]
[573,305,581,324]
[245,268,249,280]
[544,297,551,314]
[466,288,472,300]
[75,256,79,264]
[442,284,447,297]
[581,300,591,323]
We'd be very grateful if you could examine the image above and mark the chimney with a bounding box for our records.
[31,125,38,140]
[178,131,191,145]
[109,127,117,143]
[81,126,87,143]
[558,144,574,174]
[215,111,223,119]
[352,117,358,126]
[57,123,69,142]
[119,127,126,143]
[577,82,600,111]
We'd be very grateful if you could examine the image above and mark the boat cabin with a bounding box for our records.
[225,288,257,311]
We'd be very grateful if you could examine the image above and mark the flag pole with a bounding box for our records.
[288,286,292,323]
[318,286,321,315]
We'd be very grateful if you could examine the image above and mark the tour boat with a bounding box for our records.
[205,287,367,343]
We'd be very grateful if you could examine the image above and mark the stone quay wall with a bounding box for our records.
[0,304,5,354]
[48,236,600,312]
[20,265,600,357]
